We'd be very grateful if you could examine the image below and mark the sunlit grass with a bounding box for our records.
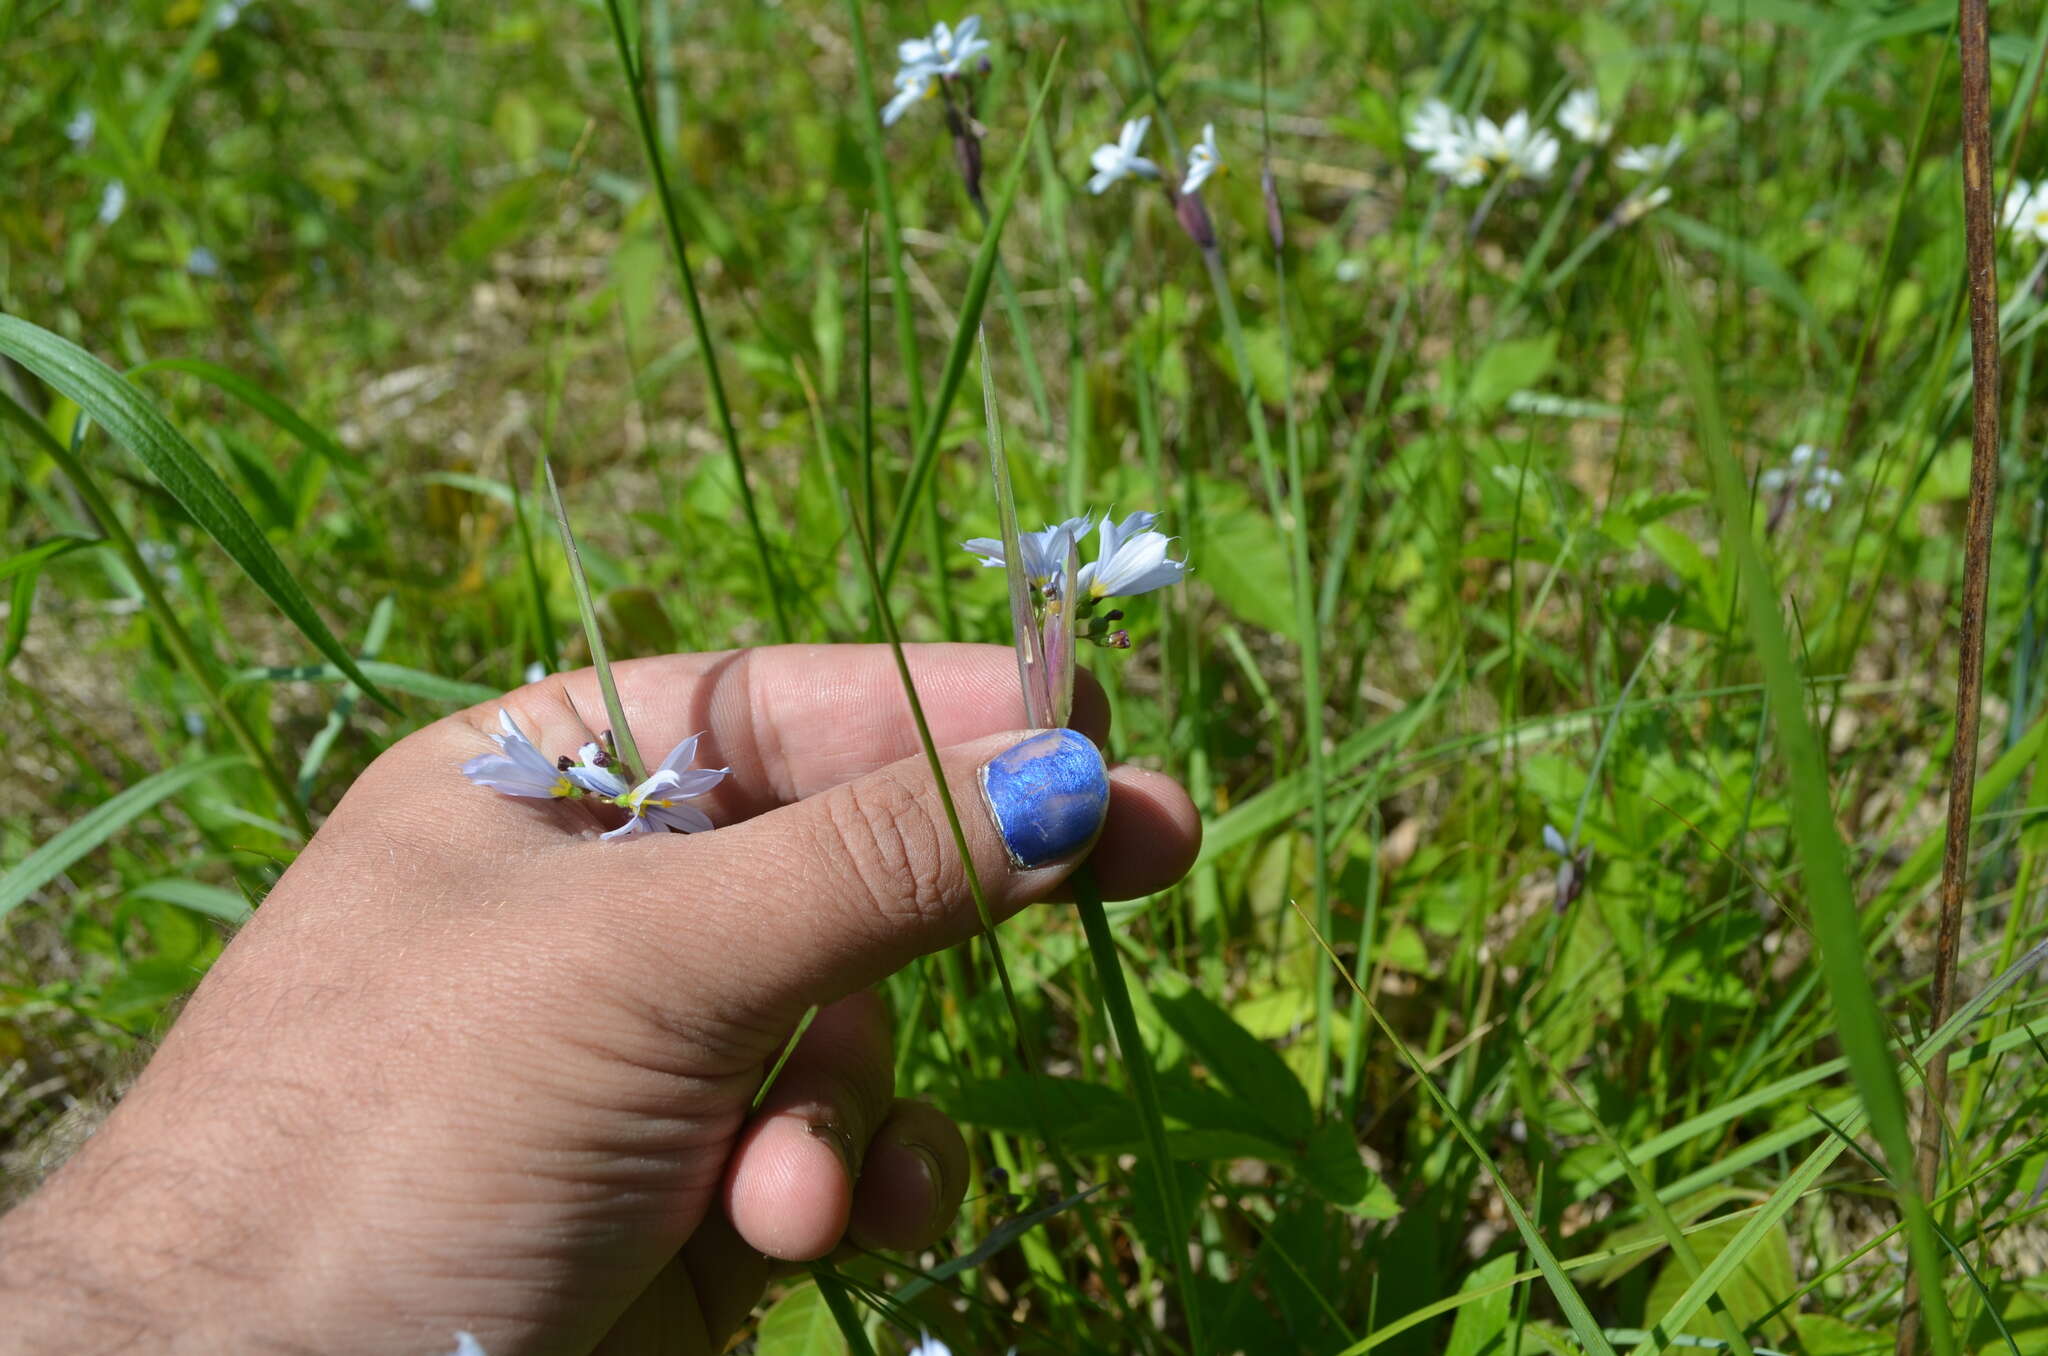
[5,1,2048,1352]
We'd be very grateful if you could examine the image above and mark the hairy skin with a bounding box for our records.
[0,645,1200,1354]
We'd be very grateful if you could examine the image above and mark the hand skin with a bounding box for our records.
[0,645,1200,1354]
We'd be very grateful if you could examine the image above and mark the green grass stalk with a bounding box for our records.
[598,0,790,643]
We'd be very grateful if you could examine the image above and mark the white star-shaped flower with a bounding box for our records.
[1181,122,1224,196]
[1557,88,1612,146]
[1086,117,1161,195]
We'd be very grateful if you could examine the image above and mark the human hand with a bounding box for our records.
[0,644,1200,1354]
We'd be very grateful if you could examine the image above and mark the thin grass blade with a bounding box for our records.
[540,454,644,777]
[0,314,394,710]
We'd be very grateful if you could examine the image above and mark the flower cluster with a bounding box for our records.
[1405,87,1683,223]
[881,15,990,127]
[1404,99,1559,186]
[1760,443,1845,514]
[461,710,730,839]
[963,509,1188,615]
[1086,116,1229,200]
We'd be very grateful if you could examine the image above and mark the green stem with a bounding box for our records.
[598,0,789,643]
[1074,866,1204,1353]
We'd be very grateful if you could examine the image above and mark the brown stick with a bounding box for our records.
[1899,4,1999,1352]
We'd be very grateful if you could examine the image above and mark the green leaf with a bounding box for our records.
[2,537,95,668]
[1300,1118,1398,1218]
[1462,333,1560,417]
[754,1283,849,1356]
[0,755,243,923]
[1153,979,1314,1141]
[127,877,254,926]
[1445,1253,1520,1356]
[0,315,395,711]
[1199,497,1298,638]
[232,661,498,706]
[1642,1216,1797,1342]
[129,357,365,475]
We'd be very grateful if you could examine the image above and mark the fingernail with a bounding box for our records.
[902,1141,946,1229]
[979,728,1109,869]
[806,1118,858,1178]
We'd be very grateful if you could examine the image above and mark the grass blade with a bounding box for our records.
[0,754,243,923]
[0,314,394,711]
[878,44,1065,588]
[1662,248,1956,1355]
[539,454,644,777]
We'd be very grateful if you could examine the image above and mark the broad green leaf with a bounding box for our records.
[754,1283,848,1356]
[1463,333,1559,417]
[1153,979,1314,1141]
[0,755,243,923]
[1445,1253,1520,1356]
[0,315,394,710]
[1642,1216,1796,1342]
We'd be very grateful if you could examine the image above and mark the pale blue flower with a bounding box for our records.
[462,710,578,799]
[442,1334,486,1356]
[882,64,937,128]
[1087,117,1160,195]
[406,0,435,12]
[907,1337,952,1356]
[186,246,221,278]
[1077,510,1186,599]
[601,733,729,839]
[962,515,1091,593]
[1760,443,1844,512]
[1181,123,1224,196]
[1542,823,1569,856]
[897,15,988,77]
[64,109,94,147]
[563,741,629,798]
[216,0,244,28]
[97,180,126,226]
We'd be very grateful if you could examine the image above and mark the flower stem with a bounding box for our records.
[1072,864,1204,1354]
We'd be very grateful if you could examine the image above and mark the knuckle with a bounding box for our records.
[820,771,957,932]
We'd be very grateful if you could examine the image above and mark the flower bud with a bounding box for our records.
[1261,164,1284,251]
[1175,189,1216,249]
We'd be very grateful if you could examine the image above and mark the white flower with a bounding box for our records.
[405,0,435,12]
[1616,184,1672,226]
[601,733,730,839]
[461,710,580,800]
[2006,180,2048,245]
[523,660,549,684]
[1086,117,1161,194]
[1404,98,1468,158]
[443,1335,486,1356]
[881,64,937,127]
[897,15,989,78]
[1615,135,1684,176]
[97,180,126,226]
[1077,509,1187,599]
[216,0,243,27]
[64,109,94,147]
[1425,137,1490,188]
[1557,88,1612,146]
[1760,444,1846,512]
[907,1337,952,1356]
[1475,110,1558,181]
[1181,122,1224,196]
[962,515,1091,593]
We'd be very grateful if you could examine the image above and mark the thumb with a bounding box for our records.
[642,727,1109,1017]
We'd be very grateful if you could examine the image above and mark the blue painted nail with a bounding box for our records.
[979,729,1110,869]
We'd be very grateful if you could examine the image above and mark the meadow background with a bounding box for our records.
[4,0,2048,1351]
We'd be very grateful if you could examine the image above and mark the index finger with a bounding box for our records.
[436,643,1111,822]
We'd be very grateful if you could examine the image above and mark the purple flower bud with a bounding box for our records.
[1175,189,1216,249]
[1261,164,1284,251]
